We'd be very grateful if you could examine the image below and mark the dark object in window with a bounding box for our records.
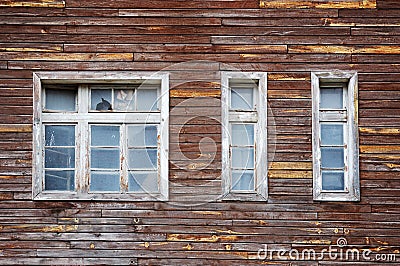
[96,98,112,111]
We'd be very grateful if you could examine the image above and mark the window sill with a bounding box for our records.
[221,192,268,202]
[33,192,168,201]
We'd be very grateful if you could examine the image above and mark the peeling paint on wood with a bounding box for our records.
[289,45,400,54]
[268,170,313,179]
[0,125,32,133]
[170,89,221,98]
[0,52,133,61]
[0,0,65,8]
[260,0,376,9]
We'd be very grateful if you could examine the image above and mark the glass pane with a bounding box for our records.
[45,89,76,112]
[128,149,157,169]
[45,125,75,146]
[91,89,112,111]
[321,124,344,146]
[321,147,344,169]
[231,87,253,110]
[91,148,120,169]
[45,148,75,168]
[231,147,254,169]
[322,171,345,190]
[45,170,74,191]
[128,125,157,147]
[91,125,120,146]
[320,87,343,109]
[128,171,158,192]
[137,89,158,111]
[114,89,135,111]
[90,171,120,191]
[231,124,254,146]
[232,170,254,191]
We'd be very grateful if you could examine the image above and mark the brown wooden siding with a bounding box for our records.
[0,0,399,265]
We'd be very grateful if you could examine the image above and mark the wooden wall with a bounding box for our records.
[0,0,399,265]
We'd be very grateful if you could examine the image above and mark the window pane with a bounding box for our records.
[114,89,135,111]
[321,124,344,146]
[231,124,254,146]
[128,171,158,192]
[231,87,253,110]
[90,171,120,191]
[128,149,157,169]
[128,125,157,147]
[45,89,76,112]
[322,171,345,191]
[91,125,120,146]
[321,147,344,169]
[231,147,254,169]
[137,89,158,111]
[320,88,343,109]
[45,148,75,168]
[91,148,120,169]
[45,170,74,191]
[232,170,254,191]
[45,125,75,146]
[91,89,112,111]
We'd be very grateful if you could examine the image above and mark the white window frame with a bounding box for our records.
[311,71,360,201]
[221,72,268,201]
[32,71,169,201]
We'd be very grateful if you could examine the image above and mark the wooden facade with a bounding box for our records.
[0,0,400,264]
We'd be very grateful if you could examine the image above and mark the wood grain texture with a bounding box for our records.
[0,0,399,264]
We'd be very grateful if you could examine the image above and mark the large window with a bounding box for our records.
[33,72,169,201]
[221,72,268,201]
[311,72,360,201]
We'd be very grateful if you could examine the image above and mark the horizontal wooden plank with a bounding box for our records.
[0,25,66,34]
[260,0,376,9]
[289,45,400,54]
[0,125,32,133]
[0,52,133,61]
[0,34,212,44]
[0,17,222,26]
[211,35,400,45]
[65,43,286,53]
[360,145,400,154]
[119,8,338,18]
[66,0,259,9]
[0,0,65,8]
[134,52,351,63]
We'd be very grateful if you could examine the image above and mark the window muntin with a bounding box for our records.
[33,72,169,201]
[90,85,159,112]
[312,72,359,201]
[44,124,76,191]
[221,72,268,201]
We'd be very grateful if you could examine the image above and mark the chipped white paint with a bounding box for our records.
[32,71,169,201]
[311,71,360,201]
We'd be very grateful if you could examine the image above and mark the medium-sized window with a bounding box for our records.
[312,72,360,201]
[221,72,268,201]
[33,72,169,201]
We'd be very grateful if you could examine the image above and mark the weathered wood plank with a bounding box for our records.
[260,0,376,9]
[0,52,133,61]
[289,45,400,54]
[119,8,338,18]
[0,0,65,8]
[66,0,259,9]
[134,52,351,63]
[0,17,222,26]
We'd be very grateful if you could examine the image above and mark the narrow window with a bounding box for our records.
[33,72,169,201]
[312,72,360,201]
[221,72,268,201]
